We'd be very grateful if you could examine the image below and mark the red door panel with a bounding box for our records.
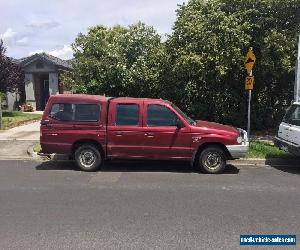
[142,102,192,160]
[106,100,144,159]
[142,126,192,160]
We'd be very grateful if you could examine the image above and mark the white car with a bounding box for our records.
[274,102,300,155]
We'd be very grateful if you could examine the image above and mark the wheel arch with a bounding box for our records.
[71,139,105,158]
[191,142,231,167]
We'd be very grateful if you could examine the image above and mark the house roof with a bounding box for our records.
[14,52,73,70]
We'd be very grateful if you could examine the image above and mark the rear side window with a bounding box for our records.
[147,104,178,126]
[74,104,99,121]
[49,103,100,122]
[116,104,139,126]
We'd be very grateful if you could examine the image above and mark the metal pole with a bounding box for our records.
[295,34,300,102]
[0,95,2,130]
[247,90,251,139]
[247,70,253,139]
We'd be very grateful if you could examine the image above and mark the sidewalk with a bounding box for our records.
[0,141,37,160]
[0,121,40,141]
[0,121,40,159]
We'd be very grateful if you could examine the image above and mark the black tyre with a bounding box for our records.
[74,144,102,172]
[198,146,226,174]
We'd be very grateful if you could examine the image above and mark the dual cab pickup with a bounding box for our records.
[40,94,249,173]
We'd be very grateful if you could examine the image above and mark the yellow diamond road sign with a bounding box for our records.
[244,48,256,75]
[245,76,254,90]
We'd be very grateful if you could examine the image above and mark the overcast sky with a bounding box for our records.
[0,0,185,60]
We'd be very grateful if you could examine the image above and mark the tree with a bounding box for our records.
[67,0,300,130]
[0,40,24,95]
[0,40,25,127]
[166,0,300,130]
[69,22,166,98]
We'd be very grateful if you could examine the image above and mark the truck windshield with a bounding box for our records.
[170,103,196,125]
[283,104,300,125]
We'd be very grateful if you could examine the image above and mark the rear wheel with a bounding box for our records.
[198,146,226,174]
[75,144,102,171]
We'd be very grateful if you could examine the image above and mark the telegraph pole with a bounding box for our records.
[244,48,256,139]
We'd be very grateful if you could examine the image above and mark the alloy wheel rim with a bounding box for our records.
[203,152,221,170]
[79,150,96,168]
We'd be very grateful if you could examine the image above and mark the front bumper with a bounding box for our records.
[274,136,300,156]
[226,143,249,159]
[226,128,249,159]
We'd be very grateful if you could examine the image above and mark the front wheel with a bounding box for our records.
[75,144,102,172]
[198,146,226,174]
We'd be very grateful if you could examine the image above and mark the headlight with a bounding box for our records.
[237,128,248,143]
[237,136,243,144]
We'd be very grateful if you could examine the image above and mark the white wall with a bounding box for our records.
[25,73,36,110]
[49,73,59,95]
[6,92,19,111]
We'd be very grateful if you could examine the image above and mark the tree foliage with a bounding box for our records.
[0,40,24,95]
[68,22,166,98]
[167,0,300,129]
[68,0,300,130]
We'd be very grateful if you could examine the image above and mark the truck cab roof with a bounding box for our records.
[48,94,109,103]
[49,94,166,103]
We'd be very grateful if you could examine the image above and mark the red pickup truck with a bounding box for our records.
[40,94,248,173]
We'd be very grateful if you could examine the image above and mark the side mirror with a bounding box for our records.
[176,119,184,129]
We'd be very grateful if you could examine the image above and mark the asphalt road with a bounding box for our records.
[0,160,299,250]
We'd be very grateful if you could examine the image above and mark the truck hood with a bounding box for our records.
[194,120,239,135]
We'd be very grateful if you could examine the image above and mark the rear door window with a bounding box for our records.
[49,103,100,122]
[115,104,139,126]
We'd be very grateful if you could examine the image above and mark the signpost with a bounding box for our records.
[244,47,256,139]
[245,76,254,90]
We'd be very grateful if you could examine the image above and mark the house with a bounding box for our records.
[7,53,73,111]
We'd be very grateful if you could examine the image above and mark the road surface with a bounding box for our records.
[0,160,299,249]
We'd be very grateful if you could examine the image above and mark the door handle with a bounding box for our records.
[41,120,52,128]
[145,132,154,137]
[115,132,124,136]
[47,133,58,136]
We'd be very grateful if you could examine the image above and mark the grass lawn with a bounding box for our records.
[1,111,42,130]
[246,140,293,159]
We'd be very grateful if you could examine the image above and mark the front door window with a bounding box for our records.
[147,104,179,127]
